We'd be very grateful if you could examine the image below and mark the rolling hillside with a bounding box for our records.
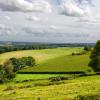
[0,75,100,100]
[0,47,91,72]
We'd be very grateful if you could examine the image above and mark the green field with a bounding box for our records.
[0,47,99,100]
[14,74,68,82]
[0,47,91,72]
[0,75,100,100]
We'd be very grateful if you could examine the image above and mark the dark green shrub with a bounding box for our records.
[76,51,87,55]
[9,58,20,72]
[49,76,68,82]
[10,56,36,72]
[72,53,76,55]
[6,72,16,80]
[0,61,16,83]
[84,46,91,51]
[89,40,100,72]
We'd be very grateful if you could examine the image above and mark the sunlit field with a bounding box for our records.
[0,75,100,100]
[0,47,91,72]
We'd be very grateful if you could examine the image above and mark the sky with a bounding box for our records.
[0,0,100,43]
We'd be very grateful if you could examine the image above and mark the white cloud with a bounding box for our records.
[4,16,11,20]
[77,16,100,24]
[0,0,52,13]
[0,24,5,30]
[0,0,100,43]
[0,23,13,35]
[27,15,40,21]
[60,0,84,16]
[49,25,57,30]
[60,0,91,17]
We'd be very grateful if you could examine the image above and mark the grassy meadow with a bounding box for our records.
[0,47,98,100]
[0,75,100,100]
[0,47,91,72]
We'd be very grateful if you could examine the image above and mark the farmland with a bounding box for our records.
[0,47,98,100]
[0,75,100,100]
[0,47,91,72]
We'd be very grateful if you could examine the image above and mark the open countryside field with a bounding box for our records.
[0,47,99,100]
[0,75,100,100]
[0,47,91,72]
[14,74,68,82]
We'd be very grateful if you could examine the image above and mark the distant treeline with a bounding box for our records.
[0,45,55,54]
[0,42,95,54]
[0,41,95,47]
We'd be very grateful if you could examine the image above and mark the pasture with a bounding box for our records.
[0,47,91,72]
[0,75,100,100]
[0,47,96,100]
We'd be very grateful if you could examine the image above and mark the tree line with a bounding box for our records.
[0,45,55,54]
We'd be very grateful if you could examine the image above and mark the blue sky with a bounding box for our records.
[0,0,100,43]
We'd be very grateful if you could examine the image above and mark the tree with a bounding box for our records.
[89,40,100,72]
[3,60,16,80]
[84,46,91,51]
[9,58,20,72]
[25,57,35,67]
[10,56,36,72]
[0,61,16,83]
[0,64,6,83]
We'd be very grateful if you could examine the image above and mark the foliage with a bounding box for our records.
[0,56,35,83]
[10,57,35,72]
[72,50,88,56]
[49,76,68,82]
[89,40,100,72]
[20,54,90,72]
[84,46,91,51]
[0,62,16,83]
[0,48,89,72]
[0,75,100,99]
[0,44,55,54]
[0,64,6,83]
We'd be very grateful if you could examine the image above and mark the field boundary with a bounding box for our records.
[18,71,85,74]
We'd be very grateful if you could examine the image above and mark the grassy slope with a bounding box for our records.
[0,47,82,64]
[0,47,91,72]
[0,75,100,100]
[14,74,67,82]
[0,47,97,100]
[21,54,90,72]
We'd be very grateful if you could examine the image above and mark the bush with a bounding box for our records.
[6,72,16,80]
[84,46,91,51]
[72,53,76,55]
[0,62,16,83]
[0,64,6,83]
[9,58,19,72]
[49,76,68,82]
[72,50,87,56]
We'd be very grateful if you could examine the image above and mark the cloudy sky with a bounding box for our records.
[0,0,100,43]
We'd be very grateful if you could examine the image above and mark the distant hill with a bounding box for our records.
[0,41,95,47]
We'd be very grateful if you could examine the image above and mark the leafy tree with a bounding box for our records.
[89,40,100,72]
[10,56,36,72]
[0,65,6,83]
[25,57,35,67]
[0,61,16,83]
[3,60,16,80]
[9,58,20,72]
[84,46,91,51]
